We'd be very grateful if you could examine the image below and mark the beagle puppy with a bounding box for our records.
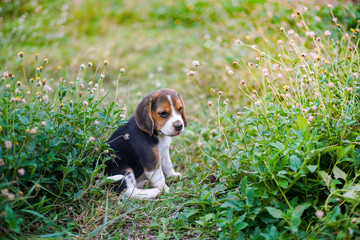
[104,89,187,199]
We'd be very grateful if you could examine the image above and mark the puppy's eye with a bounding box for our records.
[159,111,169,118]
[178,107,183,113]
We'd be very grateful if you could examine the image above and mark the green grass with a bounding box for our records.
[1,0,360,239]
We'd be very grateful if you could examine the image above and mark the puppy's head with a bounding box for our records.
[135,89,187,136]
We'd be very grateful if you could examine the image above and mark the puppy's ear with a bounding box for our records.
[135,95,154,135]
[178,94,187,127]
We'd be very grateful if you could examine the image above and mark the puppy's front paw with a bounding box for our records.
[162,185,170,194]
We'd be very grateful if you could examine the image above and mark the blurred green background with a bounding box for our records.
[1,0,359,114]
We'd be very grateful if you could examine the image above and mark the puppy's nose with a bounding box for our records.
[174,122,183,131]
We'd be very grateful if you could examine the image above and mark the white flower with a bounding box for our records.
[5,141,12,149]
[41,121,46,126]
[94,120,99,125]
[88,136,95,142]
[187,71,196,77]
[324,30,331,37]
[30,127,38,134]
[287,29,295,36]
[192,60,200,67]
[328,82,334,88]
[83,101,89,107]
[18,168,25,176]
[315,210,324,218]
[327,4,333,9]
[306,31,315,38]
[311,105,317,111]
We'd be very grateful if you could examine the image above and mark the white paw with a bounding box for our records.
[148,188,162,198]
[161,184,170,194]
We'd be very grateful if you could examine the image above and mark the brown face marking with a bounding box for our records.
[135,89,186,135]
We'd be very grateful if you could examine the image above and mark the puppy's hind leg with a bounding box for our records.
[120,173,161,199]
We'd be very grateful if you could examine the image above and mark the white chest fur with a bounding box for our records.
[158,135,172,161]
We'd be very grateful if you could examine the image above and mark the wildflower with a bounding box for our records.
[30,127,38,135]
[25,129,31,134]
[207,101,213,107]
[296,103,301,108]
[240,80,246,85]
[18,168,25,176]
[353,72,359,79]
[280,27,285,31]
[88,136,95,142]
[18,51,24,58]
[273,64,279,71]
[218,91,223,96]
[307,115,314,122]
[236,111,243,116]
[60,103,64,108]
[315,37,321,42]
[42,95,49,102]
[69,81,74,86]
[234,39,243,46]
[277,40,283,45]
[1,189,9,195]
[328,82,334,88]
[252,90,257,94]
[35,53,39,60]
[311,105,317,111]
[35,184,40,190]
[192,60,200,67]
[301,108,307,114]
[94,120,99,126]
[104,60,109,65]
[100,74,105,79]
[284,85,289,91]
[187,71,196,77]
[306,31,315,38]
[8,193,15,201]
[287,29,295,36]
[41,121,46,126]
[285,93,291,98]
[120,68,125,73]
[255,101,261,106]
[5,141,12,149]
[232,60,238,66]
[57,66,62,70]
[83,101,89,107]
[251,94,256,99]
[43,58,48,64]
[0,159,4,166]
[42,79,46,85]
[6,84,10,89]
[332,18,337,23]
[315,16,321,22]
[327,4,333,9]
[60,77,65,82]
[315,210,324,218]
[317,55,321,60]
[248,62,254,67]
[301,53,307,57]
[302,7,308,12]
[87,62,93,67]
[346,87,353,92]
[227,70,234,75]
[19,191,24,196]
[324,30,331,37]
[80,63,86,69]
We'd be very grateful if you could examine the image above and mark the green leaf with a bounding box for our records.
[289,155,301,172]
[333,166,347,180]
[5,205,23,233]
[319,171,331,188]
[270,141,284,151]
[278,178,288,188]
[18,114,29,125]
[240,176,247,195]
[265,207,283,219]
[50,137,65,147]
[307,165,317,173]
[296,115,308,131]
[185,208,199,219]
